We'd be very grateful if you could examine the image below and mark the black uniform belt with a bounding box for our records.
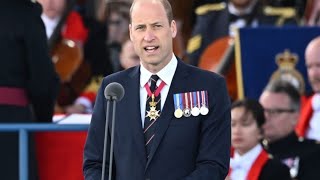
[0,87,29,106]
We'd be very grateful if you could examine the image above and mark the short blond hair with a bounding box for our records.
[129,0,173,24]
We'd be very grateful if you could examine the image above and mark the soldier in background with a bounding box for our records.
[259,80,320,179]
[187,0,301,66]
[0,0,59,179]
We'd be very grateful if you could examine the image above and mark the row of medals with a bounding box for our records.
[174,105,209,119]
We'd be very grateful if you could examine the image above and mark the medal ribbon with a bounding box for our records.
[192,92,198,108]
[201,91,206,107]
[144,81,166,97]
[184,93,189,109]
[189,92,193,108]
[197,91,201,108]
[174,93,182,110]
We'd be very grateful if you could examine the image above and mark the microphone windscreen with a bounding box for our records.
[104,82,125,101]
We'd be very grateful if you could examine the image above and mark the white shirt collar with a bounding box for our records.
[312,93,320,111]
[228,0,257,16]
[140,53,177,87]
[230,144,262,171]
[41,14,60,39]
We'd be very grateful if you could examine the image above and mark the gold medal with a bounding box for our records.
[149,94,157,107]
[174,108,183,118]
[146,106,160,121]
[146,94,160,120]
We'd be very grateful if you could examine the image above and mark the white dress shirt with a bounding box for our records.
[41,14,60,39]
[306,93,320,140]
[230,144,263,180]
[139,54,177,127]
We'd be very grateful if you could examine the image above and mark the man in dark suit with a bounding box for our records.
[0,0,60,179]
[83,0,231,179]
[259,80,320,180]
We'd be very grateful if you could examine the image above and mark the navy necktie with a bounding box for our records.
[144,75,161,158]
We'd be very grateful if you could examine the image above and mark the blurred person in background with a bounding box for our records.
[0,0,59,179]
[105,1,132,73]
[259,80,320,179]
[187,0,300,66]
[228,99,290,180]
[296,36,320,141]
[65,39,139,114]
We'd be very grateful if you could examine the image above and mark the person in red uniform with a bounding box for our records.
[38,0,88,45]
[296,36,320,141]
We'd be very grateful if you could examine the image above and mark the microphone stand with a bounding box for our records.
[101,96,117,180]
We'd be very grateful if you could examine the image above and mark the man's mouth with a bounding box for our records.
[144,46,159,52]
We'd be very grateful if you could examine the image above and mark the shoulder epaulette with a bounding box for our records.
[84,76,104,93]
[186,35,202,54]
[263,6,297,25]
[195,2,226,16]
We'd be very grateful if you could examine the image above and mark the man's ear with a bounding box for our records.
[170,20,177,38]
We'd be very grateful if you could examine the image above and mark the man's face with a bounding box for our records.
[129,0,177,73]
[259,91,298,142]
[38,0,66,19]
[305,40,320,93]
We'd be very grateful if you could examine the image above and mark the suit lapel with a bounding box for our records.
[145,60,189,169]
[126,67,147,166]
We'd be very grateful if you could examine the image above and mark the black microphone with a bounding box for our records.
[102,82,125,180]
[104,82,125,101]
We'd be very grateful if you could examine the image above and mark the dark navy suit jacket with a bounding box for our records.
[83,59,231,180]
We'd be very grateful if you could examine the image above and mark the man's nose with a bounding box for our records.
[144,30,155,42]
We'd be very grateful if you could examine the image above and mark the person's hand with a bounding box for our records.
[64,104,86,114]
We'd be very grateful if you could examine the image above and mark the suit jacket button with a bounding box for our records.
[146,178,150,180]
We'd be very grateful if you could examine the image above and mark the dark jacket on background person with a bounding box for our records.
[187,0,299,66]
[0,0,59,122]
[265,132,320,180]
[0,0,59,179]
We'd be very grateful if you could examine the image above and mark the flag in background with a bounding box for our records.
[235,26,320,99]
